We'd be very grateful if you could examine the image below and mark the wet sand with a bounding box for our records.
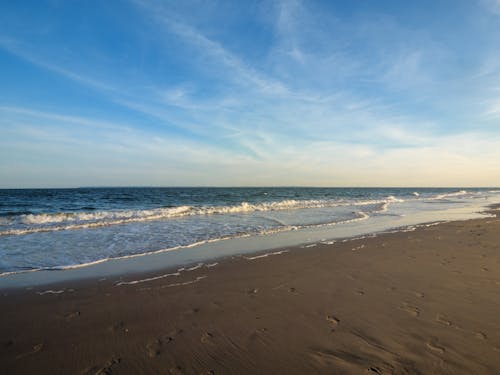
[1,208,500,374]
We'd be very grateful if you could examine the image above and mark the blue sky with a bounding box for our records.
[1,0,500,187]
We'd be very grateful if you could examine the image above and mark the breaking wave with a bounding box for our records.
[0,197,400,236]
[432,190,468,200]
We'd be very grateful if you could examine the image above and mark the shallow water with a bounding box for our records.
[0,187,499,276]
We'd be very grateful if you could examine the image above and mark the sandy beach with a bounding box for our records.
[4,0,500,373]
[1,208,500,374]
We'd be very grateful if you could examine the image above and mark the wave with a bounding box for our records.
[0,197,398,236]
[432,190,468,200]
[0,210,372,276]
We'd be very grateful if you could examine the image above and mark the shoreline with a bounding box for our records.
[1,208,500,373]
[1,200,495,290]
[0,220,451,295]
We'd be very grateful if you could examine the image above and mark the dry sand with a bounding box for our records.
[1,208,500,374]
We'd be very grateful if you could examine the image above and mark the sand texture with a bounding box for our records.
[1,211,500,374]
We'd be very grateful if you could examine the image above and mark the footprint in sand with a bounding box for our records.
[15,343,44,359]
[146,339,163,358]
[475,332,487,340]
[426,342,445,354]
[399,303,420,317]
[201,332,214,344]
[435,314,452,326]
[326,315,340,331]
[65,311,81,320]
[108,321,128,333]
[81,357,121,375]
[184,307,200,315]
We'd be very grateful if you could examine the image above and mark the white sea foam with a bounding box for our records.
[2,188,496,283]
[351,244,365,251]
[244,250,289,260]
[137,275,208,291]
[0,209,376,277]
[0,209,363,237]
[161,275,207,288]
[379,202,389,213]
[116,261,220,286]
[422,221,447,227]
[186,263,204,271]
[432,190,468,200]
[115,271,181,286]
[0,197,400,236]
[36,289,67,295]
[0,240,216,277]
[0,259,112,277]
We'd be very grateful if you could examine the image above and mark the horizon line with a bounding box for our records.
[1,186,499,190]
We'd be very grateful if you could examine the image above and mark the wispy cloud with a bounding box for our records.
[0,37,116,92]
[0,106,135,132]
[134,1,290,96]
[1,0,500,186]
[484,99,500,118]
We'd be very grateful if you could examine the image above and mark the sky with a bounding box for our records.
[1,0,500,188]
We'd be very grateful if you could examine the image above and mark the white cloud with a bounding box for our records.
[382,51,427,89]
[151,13,289,96]
[1,105,500,187]
[2,1,500,187]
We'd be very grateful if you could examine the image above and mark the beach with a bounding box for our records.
[4,0,500,373]
[1,207,499,374]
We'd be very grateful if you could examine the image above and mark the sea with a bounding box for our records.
[1,187,499,278]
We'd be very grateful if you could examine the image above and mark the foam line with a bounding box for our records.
[115,272,181,286]
[161,275,207,288]
[0,197,400,236]
[320,240,336,245]
[245,250,289,260]
[36,289,66,295]
[186,263,204,271]
[432,190,468,200]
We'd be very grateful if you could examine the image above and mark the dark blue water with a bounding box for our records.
[0,187,461,215]
[0,187,498,274]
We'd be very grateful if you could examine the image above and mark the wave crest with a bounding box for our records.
[0,197,398,236]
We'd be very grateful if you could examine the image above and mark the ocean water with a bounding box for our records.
[0,187,499,276]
